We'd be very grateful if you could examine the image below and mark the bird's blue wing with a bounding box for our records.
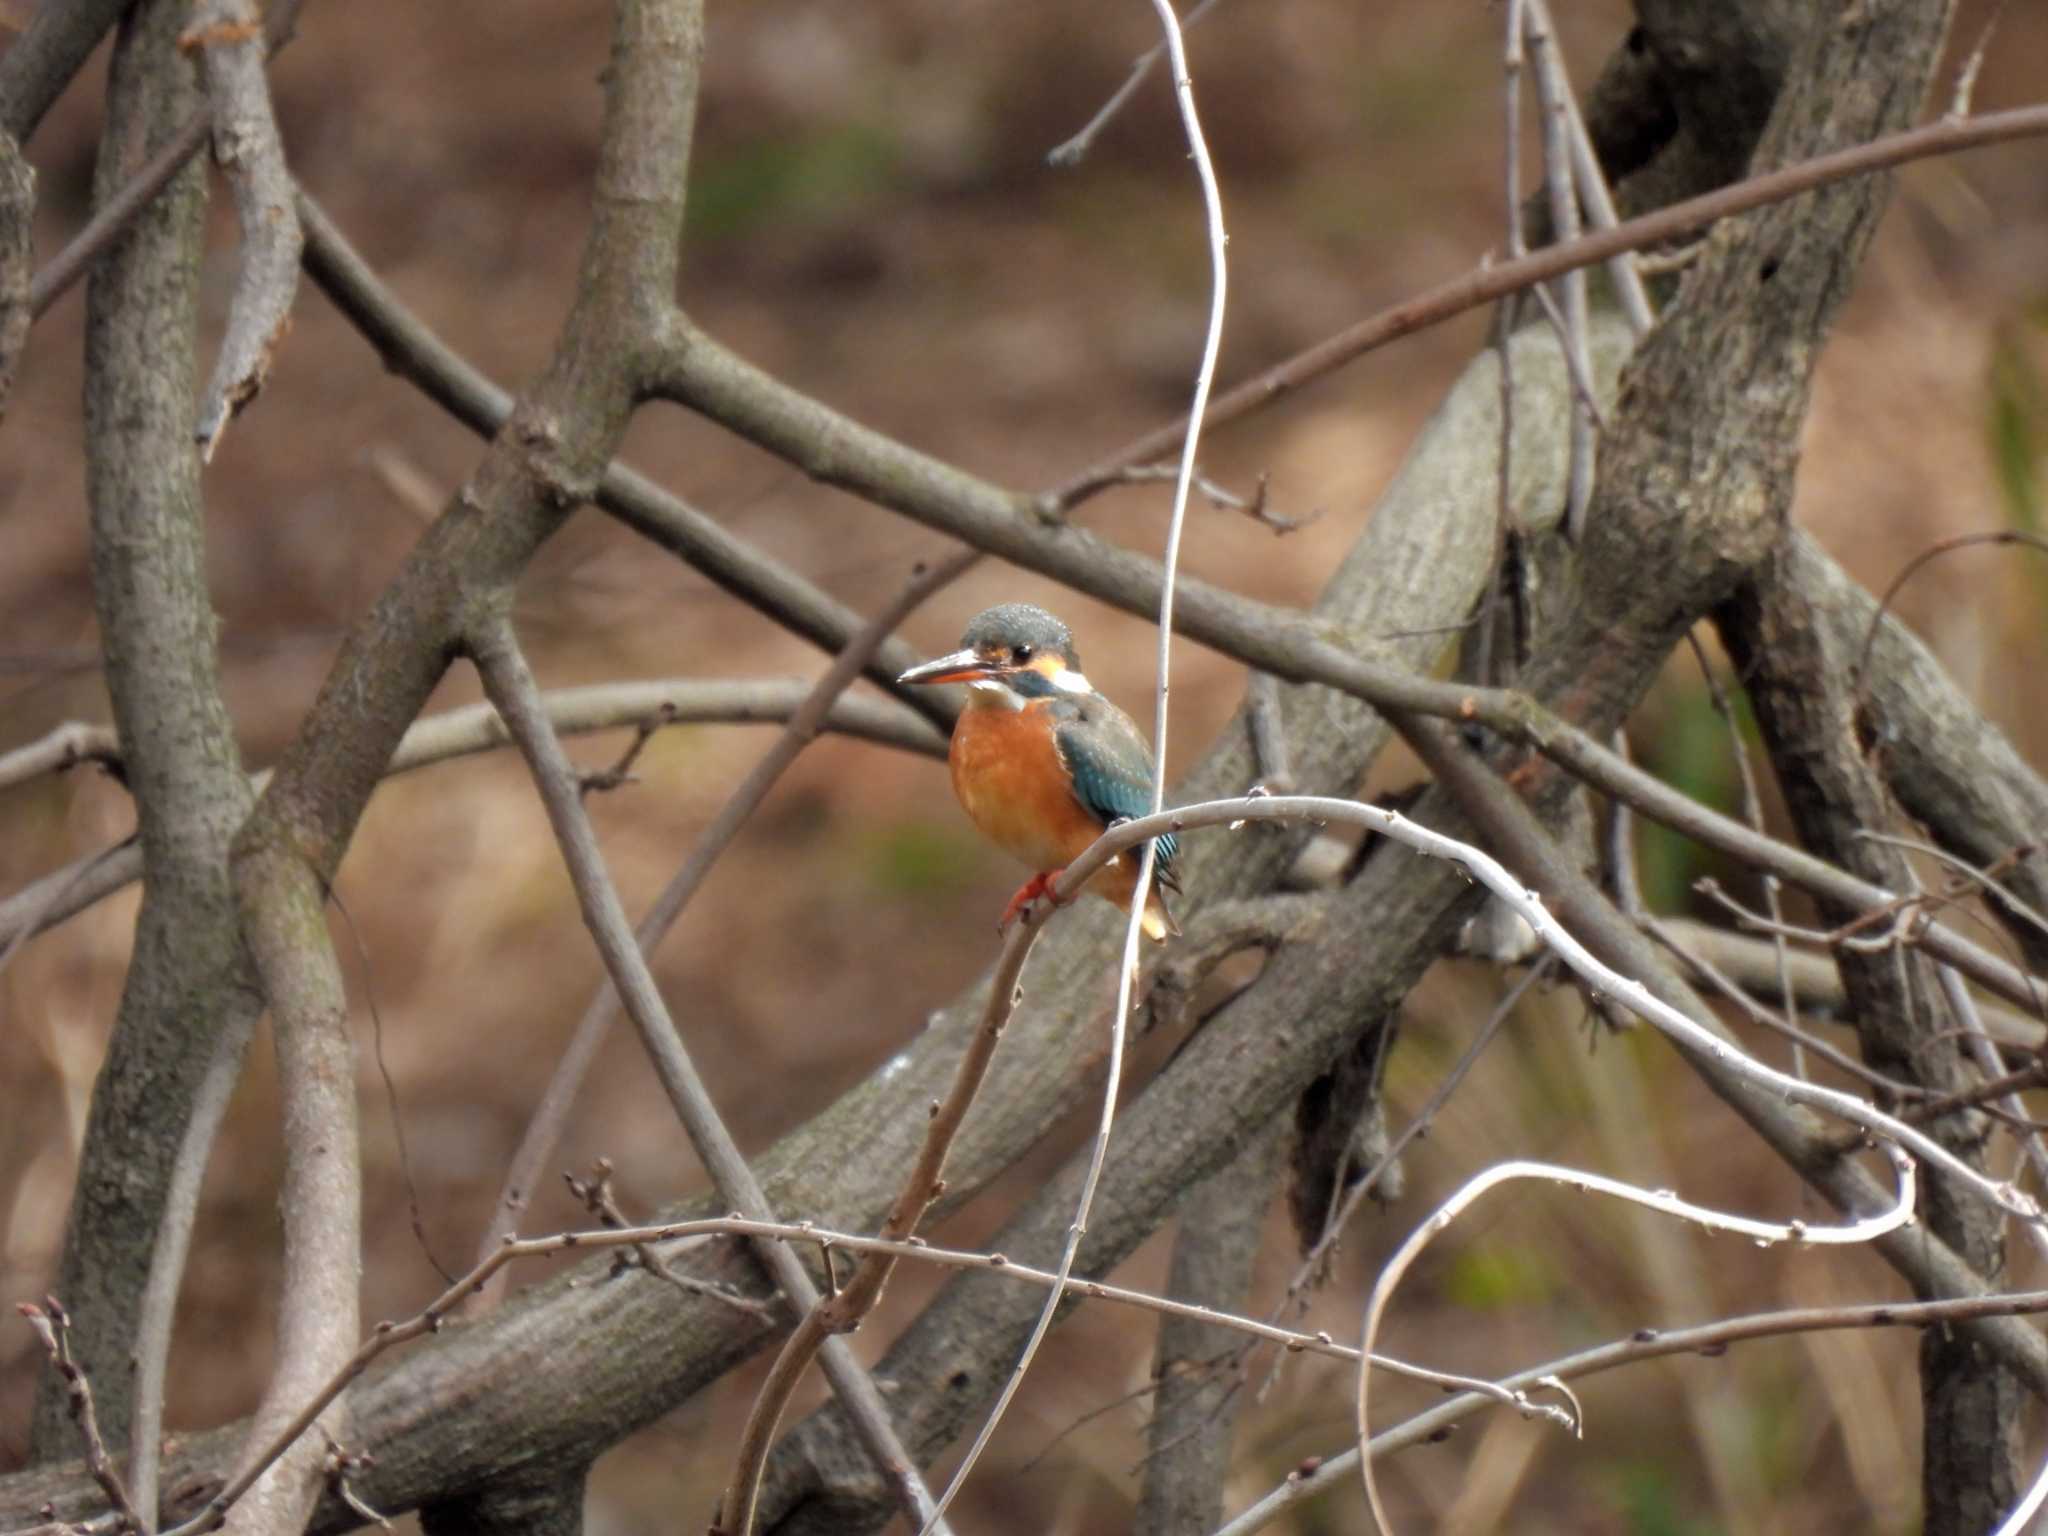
[1054,704,1180,885]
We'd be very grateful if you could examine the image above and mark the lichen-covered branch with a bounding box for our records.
[0,129,33,417]
[32,0,263,1468]
[1135,1123,1286,1536]
[1721,534,2022,1535]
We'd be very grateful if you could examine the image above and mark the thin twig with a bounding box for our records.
[1044,0,1230,165]
[0,680,946,958]
[1111,463,1313,534]
[1851,529,2048,697]
[1051,102,2048,509]
[17,1300,142,1532]
[1649,917,2041,1050]
[0,840,133,984]
[1856,831,2048,945]
[1283,959,1549,1305]
[564,1159,777,1316]
[1522,0,1654,335]
[1218,1284,2048,1536]
[1645,919,1922,1098]
[1686,631,1804,1077]
[29,111,209,319]
[1905,861,2048,1266]
[469,617,949,1536]
[1523,0,1595,538]
[470,559,969,1308]
[1948,0,2012,121]
[320,1439,390,1532]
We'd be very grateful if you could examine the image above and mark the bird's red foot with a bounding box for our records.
[998,869,1070,933]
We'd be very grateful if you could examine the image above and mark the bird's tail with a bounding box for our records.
[1140,883,1181,943]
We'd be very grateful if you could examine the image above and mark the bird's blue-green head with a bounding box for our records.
[897,604,1090,703]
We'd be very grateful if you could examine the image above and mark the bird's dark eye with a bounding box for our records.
[1013,644,1033,663]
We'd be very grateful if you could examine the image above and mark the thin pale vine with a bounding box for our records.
[920,3,1227,1528]
[1353,1150,1919,1533]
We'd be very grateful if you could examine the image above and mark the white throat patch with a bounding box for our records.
[971,679,1027,710]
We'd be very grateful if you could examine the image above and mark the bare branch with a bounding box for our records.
[470,558,968,1307]
[0,721,123,792]
[1377,715,2048,1396]
[1051,102,2048,509]
[0,128,32,416]
[470,616,947,1536]
[223,834,362,1536]
[127,1017,256,1532]
[0,0,126,144]
[1044,0,1229,166]
[27,0,303,322]
[1219,1285,2048,1536]
[1522,0,1596,537]
[1135,1123,1284,1536]
[182,0,301,457]
[293,188,953,735]
[1521,0,1654,335]
[35,0,262,1469]
[1064,795,2039,1222]
[136,1195,1509,1536]
[0,679,945,957]
[18,1300,142,1532]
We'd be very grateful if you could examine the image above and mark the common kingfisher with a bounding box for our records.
[899,603,1181,942]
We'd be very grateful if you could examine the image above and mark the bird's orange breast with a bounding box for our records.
[949,702,1104,874]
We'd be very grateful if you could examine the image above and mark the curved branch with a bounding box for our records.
[184,0,302,457]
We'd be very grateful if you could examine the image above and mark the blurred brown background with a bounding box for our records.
[4,1,2048,1530]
